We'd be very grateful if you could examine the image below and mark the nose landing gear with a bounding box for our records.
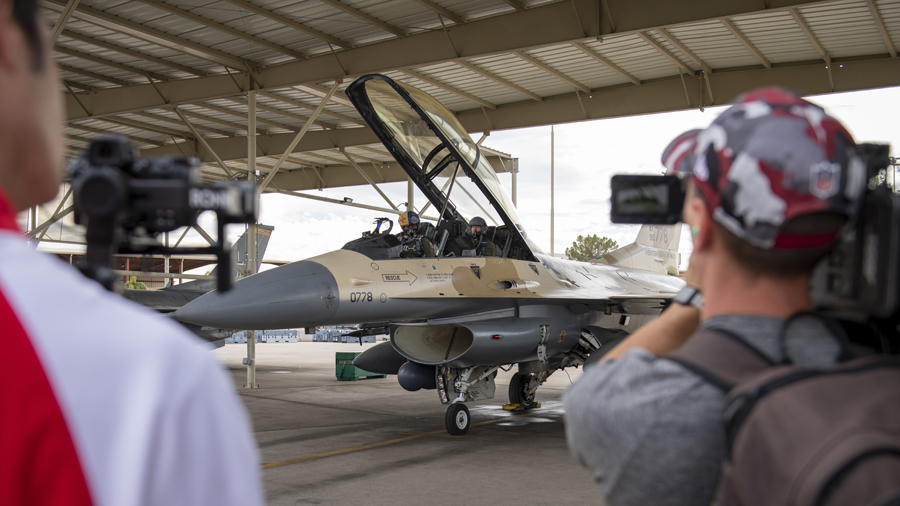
[445,403,470,435]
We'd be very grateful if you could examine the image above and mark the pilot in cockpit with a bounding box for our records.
[467,217,496,257]
[397,211,435,258]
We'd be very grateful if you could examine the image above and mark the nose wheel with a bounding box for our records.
[445,403,470,435]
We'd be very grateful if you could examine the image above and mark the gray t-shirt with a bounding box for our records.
[563,314,842,506]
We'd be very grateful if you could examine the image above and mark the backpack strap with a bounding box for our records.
[665,328,775,392]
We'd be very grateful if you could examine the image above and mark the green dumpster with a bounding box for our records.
[336,352,387,381]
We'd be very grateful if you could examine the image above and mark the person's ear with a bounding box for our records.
[691,200,715,252]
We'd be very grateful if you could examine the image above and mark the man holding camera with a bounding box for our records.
[564,88,864,505]
[0,1,263,505]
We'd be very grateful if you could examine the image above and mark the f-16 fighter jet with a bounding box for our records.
[175,75,684,434]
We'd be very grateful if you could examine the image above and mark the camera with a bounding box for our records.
[610,144,899,324]
[70,135,258,293]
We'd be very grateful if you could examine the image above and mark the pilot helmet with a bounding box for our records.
[399,211,420,231]
[468,217,487,237]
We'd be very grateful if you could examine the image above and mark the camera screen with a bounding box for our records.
[614,183,670,214]
[610,174,685,224]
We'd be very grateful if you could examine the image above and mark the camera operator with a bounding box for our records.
[0,2,263,505]
[564,88,864,506]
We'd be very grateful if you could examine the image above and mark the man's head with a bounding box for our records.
[0,0,64,211]
[399,211,420,233]
[682,88,864,278]
[468,216,486,237]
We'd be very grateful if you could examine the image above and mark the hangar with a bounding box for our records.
[16,1,900,503]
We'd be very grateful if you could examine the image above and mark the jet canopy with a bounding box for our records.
[346,75,540,261]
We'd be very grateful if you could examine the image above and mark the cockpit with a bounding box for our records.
[341,75,540,262]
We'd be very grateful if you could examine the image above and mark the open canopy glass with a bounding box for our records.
[347,75,541,259]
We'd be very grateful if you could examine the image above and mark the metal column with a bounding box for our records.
[407,177,414,211]
[550,125,555,257]
[511,165,518,207]
[245,89,259,389]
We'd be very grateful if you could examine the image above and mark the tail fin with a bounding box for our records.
[594,224,682,275]
[228,224,275,278]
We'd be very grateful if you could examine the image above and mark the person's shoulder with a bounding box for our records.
[0,233,209,362]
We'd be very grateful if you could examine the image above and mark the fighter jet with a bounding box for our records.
[125,224,273,344]
[175,75,684,434]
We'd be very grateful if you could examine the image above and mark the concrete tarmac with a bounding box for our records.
[213,342,603,506]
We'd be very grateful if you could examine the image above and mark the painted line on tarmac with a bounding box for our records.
[261,417,505,469]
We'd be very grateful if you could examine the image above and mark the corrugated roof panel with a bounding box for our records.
[666,20,760,69]
[469,52,570,99]
[100,1,290,65]
[643,31,700,73]
[526,44,631,90]
[55,37,190,80]
[411,62,521,105]
[436,0,514,22]
[118,112,194,136]
[382,69,477,111]
[61,13,230,73]
[347,0,443,34]
[796,1,887,58]
[876,0,900,50]
[730,10,821,64]
[588,34,683,82]
[55,54,137,83]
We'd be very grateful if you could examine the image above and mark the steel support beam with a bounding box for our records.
[260,81,341,190]
[412,0,465,25]
[135,56,900,166]
[866,0,897,58]
[46,0,253,71]
[572,42,641,85]
[58,30,208,77]
[245,89,258,390]
[55,47,169,82]
[318,0,407,38]
[174,108,234,177]
[36,187,73,241]
[719,18,771,68]
[515,51,591,93]
[401,69,496,109]
[62,0,601,120]
[340,148,399,210]
[51,0,81,44]
[637,31,695,75]
[454,60,543,101]
[788,7,834,91]
[656,28,714,104]
[220,0,352,49]
[258,91,366,126]
[139,0,305,61]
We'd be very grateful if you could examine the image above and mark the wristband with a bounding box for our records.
[672,285,704,310]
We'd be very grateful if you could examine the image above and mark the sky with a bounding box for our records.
[29,86,900,273]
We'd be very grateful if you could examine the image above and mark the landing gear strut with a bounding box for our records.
[445,403,470,435]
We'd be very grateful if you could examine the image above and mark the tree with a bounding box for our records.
[565,234,618,262]
[124,276,147,290]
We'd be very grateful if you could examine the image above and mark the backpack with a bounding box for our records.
[666,318,900,506]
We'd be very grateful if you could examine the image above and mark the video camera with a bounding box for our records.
[610,144,899,322]
[70,135,258,293]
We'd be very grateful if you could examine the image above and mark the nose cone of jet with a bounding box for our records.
[174,260,339,330]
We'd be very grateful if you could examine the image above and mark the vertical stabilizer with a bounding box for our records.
[594,224,682,275]
[232,224,274,277]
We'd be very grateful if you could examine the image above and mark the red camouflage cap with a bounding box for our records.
[661,129,701,175]
[689,88,865,250]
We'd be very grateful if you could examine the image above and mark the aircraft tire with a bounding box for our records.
[445,403,470,435]
[508,372,536,408]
